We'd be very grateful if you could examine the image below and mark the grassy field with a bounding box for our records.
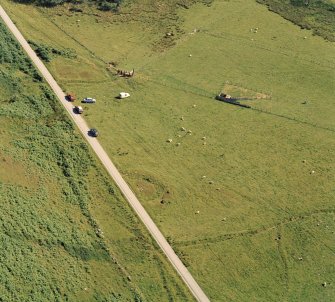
[0,18,193,302]
[2,0,335,300]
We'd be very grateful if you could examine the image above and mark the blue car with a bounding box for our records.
[89,128,99,137]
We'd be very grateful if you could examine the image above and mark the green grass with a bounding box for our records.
[0,17,193,302]
[3,0,335,300]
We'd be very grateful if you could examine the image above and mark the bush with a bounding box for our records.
[28,40,77,62]
[98,1,116,11]
[0,23,42,80]
[35,45,51,62]
[14,0,123,10]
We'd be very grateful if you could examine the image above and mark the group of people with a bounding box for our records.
[116,69,134,77]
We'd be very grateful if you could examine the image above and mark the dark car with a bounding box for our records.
[89,128,99,137]
[74,106,83,114]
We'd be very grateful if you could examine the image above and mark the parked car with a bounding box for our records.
[74,106,83,114]
[82,97,96,103]
[66,93,76,102]
[119,92,130,99]
[89,128,99,137]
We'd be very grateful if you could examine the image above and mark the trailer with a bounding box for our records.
[215,93,251,108]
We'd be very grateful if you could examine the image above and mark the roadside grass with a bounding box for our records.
[0,17,193,302]
[2,0,335,300]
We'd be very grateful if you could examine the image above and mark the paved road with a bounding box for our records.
[0,6,210,302]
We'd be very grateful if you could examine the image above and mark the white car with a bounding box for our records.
[119,92,130,99]
[82,97,96,103]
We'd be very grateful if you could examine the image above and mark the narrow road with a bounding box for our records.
[0,6,210,302]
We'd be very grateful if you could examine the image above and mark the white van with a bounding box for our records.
[119,92,130,99]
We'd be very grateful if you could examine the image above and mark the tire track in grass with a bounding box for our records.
[275,225,290,300]
[154,254,176,302]
[299,223,335,254]
[39,9,113,69]
[145,76,214,98]
[200,30,335,70]
[174,208,335,247]
[249,107,335,133]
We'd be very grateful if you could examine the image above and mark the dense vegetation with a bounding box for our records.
[0,23,42,81]
[257,0,335,41]
[28,40,77,62]
[15,0,122,11]
[0,19,128,301]
[0,18,192,302]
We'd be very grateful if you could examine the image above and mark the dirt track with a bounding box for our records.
[0,6,210,302]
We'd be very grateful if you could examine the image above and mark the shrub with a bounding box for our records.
[28,40,77,62]
[98,1,115,11]
[14,0,123,10]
